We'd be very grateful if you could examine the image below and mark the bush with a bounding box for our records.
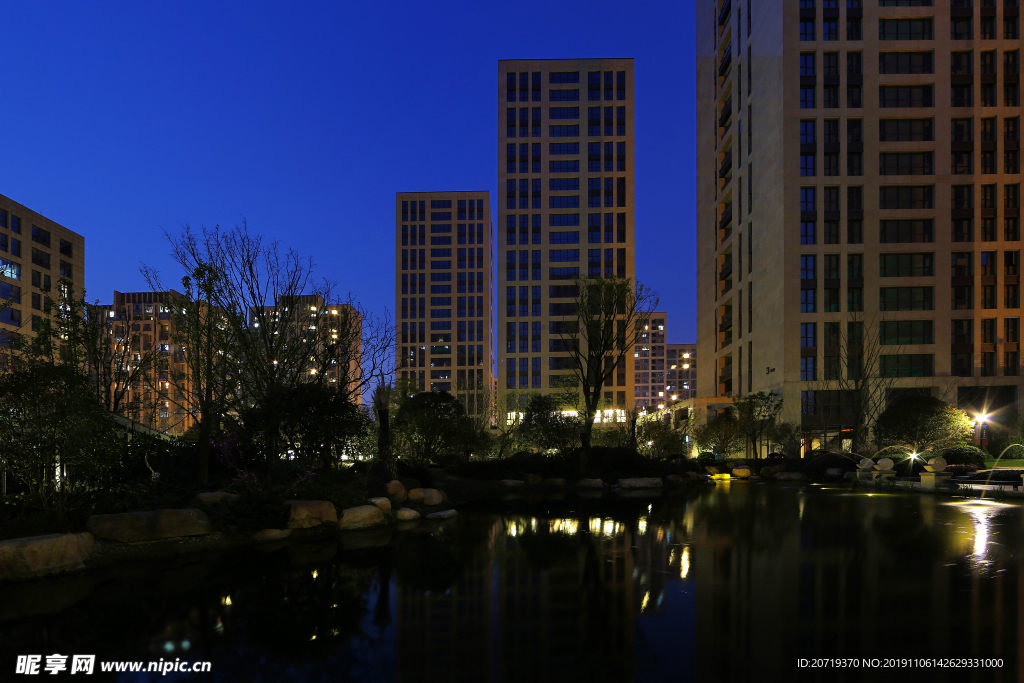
[798,451,859,480]
[987,437,1024,460]
[939,444,988,467]
[200,495,290,533]
[945,464,979,475]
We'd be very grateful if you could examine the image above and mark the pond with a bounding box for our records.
[1,482,1022,682]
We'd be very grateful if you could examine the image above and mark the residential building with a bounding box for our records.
[498,58,636,414]
[668,343,698,402]
[254,294,363,404]
[0,193,85,357]
[99,290,193,434]
[698,0,1023,451]
[396,191,493,416]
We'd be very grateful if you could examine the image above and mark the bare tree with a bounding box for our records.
[554,275,659,466]
[143,222,395,476]
[810,310,906,453]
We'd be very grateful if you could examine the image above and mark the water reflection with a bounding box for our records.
[1,486,1022,681]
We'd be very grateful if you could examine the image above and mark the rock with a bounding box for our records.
[525,473,544,485]
[427,510,458,520]
[825,467,846,478]
[0,533,95,580]
[502,479,525,487]
[686,471,707,481]
[193,491,241,506]
[253,529,292,542]
[774,472,808,481]
[396,521,419,532]
[618,477,664,489]
[338,505,385,530]
[760,465,782,477]
[705,466,721,474]
[732,468,753,478]
[664,474,685,485]
[369,497,392,514]
[408,488,426,501]
[386,480,408,502]
[285,500,338,529]
[87,509,212,543]
[576,478,604,489]
[396,508,421,521]
[544,477,566,487]
[843,472,856,481]
[421,489,443,506]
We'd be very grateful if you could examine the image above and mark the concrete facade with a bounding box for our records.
[498,58,636,414]
[698,0,1023,448]
[0,193,85,356]
[396,191,493,416]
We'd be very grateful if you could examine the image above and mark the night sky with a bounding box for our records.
[2,0,697,342]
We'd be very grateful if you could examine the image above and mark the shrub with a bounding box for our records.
[798,451,859,480]
[987,437,1024,460]
[200,495,290,533]
[939,444,988,467]
[945,464,979,475]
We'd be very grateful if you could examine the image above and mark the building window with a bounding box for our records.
[800,21,815,41]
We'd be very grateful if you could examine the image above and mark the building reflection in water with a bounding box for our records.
[2,486,1024,682]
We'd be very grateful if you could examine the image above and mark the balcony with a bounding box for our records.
[718,0,732,26]
[718,98,732,129]
[719,314,733,332]
[718,45,732,78]
[719,205,733,231]
[719,260,733,280]
[718,152,733,178]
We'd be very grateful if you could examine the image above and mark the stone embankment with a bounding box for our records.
[0,478,459,583]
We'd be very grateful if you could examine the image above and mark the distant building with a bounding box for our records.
[396,191,493,416]
[98,290,193,435]
[635,312,697,410]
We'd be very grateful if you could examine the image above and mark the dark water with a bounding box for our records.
[2,483,1023,682]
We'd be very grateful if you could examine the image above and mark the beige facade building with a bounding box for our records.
[0,192,85,356]
[395,191,493,415]
[635,313,698,410]
[498,58,636,411]
[101,290,193,434]
[698,0,1023,449]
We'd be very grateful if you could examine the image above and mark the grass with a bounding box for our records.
[984,458,1024,469]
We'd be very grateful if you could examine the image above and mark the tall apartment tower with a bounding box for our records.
[396,191,493,416]
[498,58,636,412]
[697,1,1023,449]
[0,193,85,354]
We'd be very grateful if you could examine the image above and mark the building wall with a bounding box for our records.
[698,0,1024,443]
[396,191,493,415]
[0,193,85,353]
[498,58,636,413]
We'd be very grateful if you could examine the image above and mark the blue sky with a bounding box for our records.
[2,0,697,342]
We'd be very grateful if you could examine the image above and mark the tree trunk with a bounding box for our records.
[378,408,397,480]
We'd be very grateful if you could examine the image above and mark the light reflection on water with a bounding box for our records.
[0,485,1022,682]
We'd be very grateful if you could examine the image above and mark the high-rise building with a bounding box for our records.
[498,58,636,412]
[668,343,698,403]
[698,0,1023,450]
[0,193,85,357]
[635,312,697,409]
[396,191,493,416]
[99,290,193,434]
[254,294,363,404]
